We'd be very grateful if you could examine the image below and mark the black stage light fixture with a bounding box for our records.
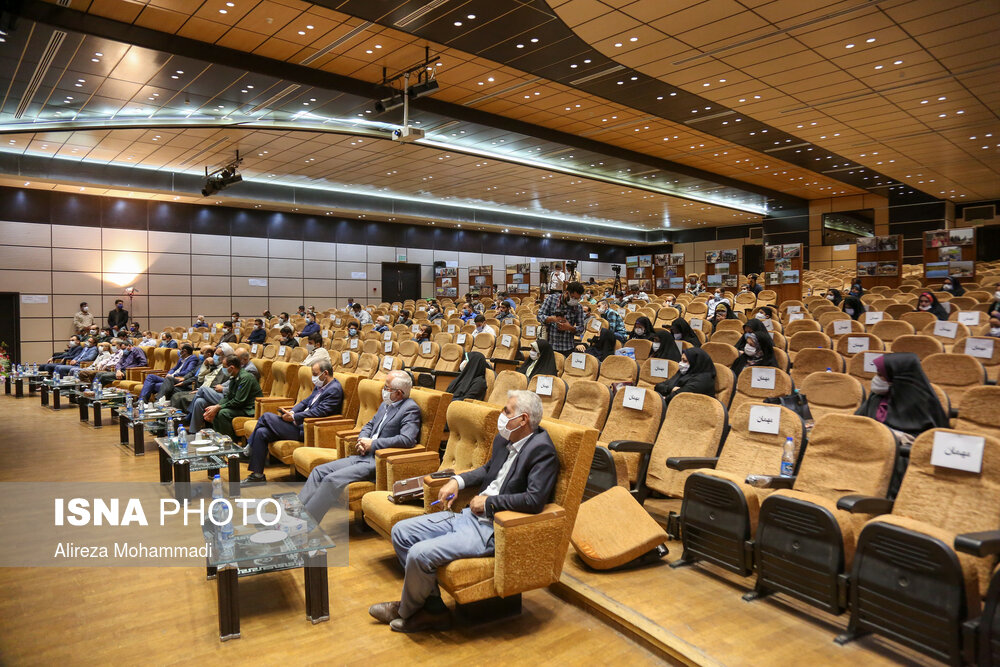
[202,153,243,197]
[407,77,439,99]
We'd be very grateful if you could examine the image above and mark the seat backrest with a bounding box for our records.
[920,321,971,347]
[890,334,944,360]
[623,338,652,361]
[789,331,832,354]
[354,378,385,430]
[471,333,496,357]
[414,341,441,368]
[730,366,793,413]
[715,402,805,478]
[441,400,499,473]
[433,343,463,372]
[710,330,743,347]
[293,365,314,402]
[362,338,381,355]
[784,318,821,337]
[954,385,1000,440]
[268,361,292,398]
[799,372,865,419]
[900,311,937,331]
[409,387,453,456]
[398,340,419,367]
[528,374,567,419]
[355,353,379,378]
[701,341,739,367]
[560,380,612,431]
[596,355,638,387]
[794,414,896,502]
[289,346,308,363]
[921,352,986,410]
[714,363,735,407]
[561,351,600,386]
[646,393,728,498]
[373,354,404,381]
[599,386,664,446]
[486,370,528,406]
[331,371,360,422]
[491,332,518,360]
[893,429,1000,595]
[954,337,1000,375]
[834,332,884,358]
[255,358,275,394]
[637,357,677,389]
[869,319,915,344]
[790,348,845,386]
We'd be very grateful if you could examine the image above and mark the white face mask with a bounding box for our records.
[459,359,468,372]
[567,298,580,307]
[651,341,661,351]
[497,412,525,440]
[918,304,931,311]
[756,312,767,320]
[382,388,393,403]
[678,361,690,374]
[994,291,1000,300]
[312,375,324,389]
[744,344,758,356]
[223,328,230,333]
[870,375,891,395]
[529,350,539,360]
[991,327,1000,336]
[826,294,835,301]
[82,306,88,312]
[306,343,315,352]
[714,293,722,299]
[673,333,682,340]
[942,284,952,291]
[634,327,645,336]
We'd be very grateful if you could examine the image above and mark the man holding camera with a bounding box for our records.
[536,281,585,355]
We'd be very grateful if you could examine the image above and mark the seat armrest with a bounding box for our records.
[745,474,795,489]
[954,530,1000,557]
[493,503,568,597]
[432,370,460,378]
[949,407,959,419]
[308,422,356,449]
[378,451,438,488]
[255,397,294,418]
[607,440,654,454]
[411,366,434,374]
[334,430,362,457]
[666,456,719,471]
[836,494,894,514]
[374,447,429,490]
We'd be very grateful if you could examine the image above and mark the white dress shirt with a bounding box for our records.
[455,432,531,523]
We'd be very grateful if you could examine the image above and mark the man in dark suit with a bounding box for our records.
[242,360,343,484]
[299,370,421,522]
[138,343,199,402]
[107,299,129,333]
[369,390,558,633]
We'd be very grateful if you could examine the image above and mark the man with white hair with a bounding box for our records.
[184,344,257,431]
[299,370,421,522]
[369,390,559,633]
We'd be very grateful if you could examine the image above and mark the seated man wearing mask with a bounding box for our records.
[138,343,200,403]
[201,353,262,439]
[155,345,214,404]
[298,313,320,338]
[706,289,731,319]
[373,316,390,334]
[496,302,516,323]
[596,300,627,343]
[272,312,290,330]
[53,336,99,375]
[345,322,360,341]
[537,281,585,356]
[159,332,178,349]
[186,346,258,431]
[78,341,120,383]
[352,303,373,326]
[302,332,331,366]
[246,319,267,344]
[194,315,208,328]
[170,348,228,412]
[219,321,238,344]
[39,336,84,374]
[242,360,343,484]
[299,370,421,522]
[278,326,299,348]
[426,304,443,322]
[94,338,147,386]
[369,391,558,633]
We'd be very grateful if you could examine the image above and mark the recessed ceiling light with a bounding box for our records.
[613,42,622,47]
[467,14,475,19]
[893,60,903,65]
[515,43,523,48]
[530,38,538,43]
[845,43,855,48]
[218,9,227,14]
[453,21,462,26]
[306,25,313,29]
[176,70,183,74]
[95,52,103,56]
[866,37,876,43]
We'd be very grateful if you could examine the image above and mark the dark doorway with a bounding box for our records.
[0,293,21,365]
[742,244,764,276]
[382,263,421,303]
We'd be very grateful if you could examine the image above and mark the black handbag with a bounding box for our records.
[764,391,814,427]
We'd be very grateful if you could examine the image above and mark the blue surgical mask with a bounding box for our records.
[214,354,222,363]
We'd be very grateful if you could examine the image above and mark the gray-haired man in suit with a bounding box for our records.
[369,390,559,633]
[299,370,422,522]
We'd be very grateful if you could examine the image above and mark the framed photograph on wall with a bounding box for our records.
[949,228,975,246]
[782,270,800,284]
[668,253,685,265]
[782,244,801,258]
[638,255,652,267]
[857,262,877,277]
[949,260,974,277]
[856,237,877,253]
[938,246,961,261]
[876,261,898,276]
[706,274,723,287]
[626,256,639,268]
[764,245,782,260]
[705,250,722,263]
[926,230,950,248]
[720,249,738,262]
[925,261,949,279]
[668,277,685,289]
[876,235,899,251]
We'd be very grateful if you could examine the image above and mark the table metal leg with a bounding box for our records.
[303,550,329,624]
[93,402,103,428]
[40,385,49,406]
[226,454,241,496]
[216,564,240,641]
[173,459,191,500]
[15,379,23,398]
[119,415,130,446]
[158,446,172,484]
[79,398,89,422]
[132,422,145,456]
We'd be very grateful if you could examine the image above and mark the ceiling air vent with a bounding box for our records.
[15,30,66,119]
[394,0,450,28]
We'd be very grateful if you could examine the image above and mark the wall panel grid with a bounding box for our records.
[0,220,616,361]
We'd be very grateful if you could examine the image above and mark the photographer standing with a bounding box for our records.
[537,281,585,355]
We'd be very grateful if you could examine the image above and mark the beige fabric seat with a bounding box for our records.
[954,385,1000,440]
[527,374,567,418]
[596,355,638,387]
[921,352,987,411]
[268,372,362,464]
[637,358,677,389]
[561,351,599,388]
[558,380,612,431]
[361,400,497,538]
[890,334,944,360]
[799,372,865,420]
[485,370,527,406]
[701,341,739,366]
[291,378,384,477]
[714,363,735,407]
[643,393,727,499]
[598,387,665,486]
[788,331,832,363]
[730,366,793,413]
[790,347,845,386]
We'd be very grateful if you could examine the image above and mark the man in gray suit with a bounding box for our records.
[369,390,559,633]
[299,370,421,522]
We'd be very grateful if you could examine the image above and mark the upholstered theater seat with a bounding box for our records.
[571,486,668,570]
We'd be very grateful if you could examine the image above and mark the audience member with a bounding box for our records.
[353,303,373,326]
[517,340,557,380]
[170,349,228,412]
[201,353,262,439]
[246,319,267,344]
[653,347,716,405]
[138,343,199,402]
[706,289,731,319]
[108,299,129,333]
[159,332,178,349]
[219,321,237,344]
[73,302,94,335]
[731,318,775,377]
[446,351,489,402]
[916,291,949,320]
[302,332,331,366]
[93,338,147,386]
[537,281,585,355]
[155,345,214,404]
[78,341,120,382]
[279,326,299,348]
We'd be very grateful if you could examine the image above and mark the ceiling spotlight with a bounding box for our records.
[373,92,405,113]
[201,152,243,197]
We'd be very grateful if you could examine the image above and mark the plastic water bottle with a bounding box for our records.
[177,425,188,452]
[125,394,133,416]
[780,437,795,477]
[95,382,103,400]
[166,417,175,439]
[53,370,60,382]
[32,362,38,374]
[212,473,223,501]
[211,474,226,524]
[825,367,832,372]
[219,519,234,559]
[137,400,145,419]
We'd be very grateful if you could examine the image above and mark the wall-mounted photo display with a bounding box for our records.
[634,267,647,278]
[714,262,730,273]
[638,255,652,268]
[764,245,782,260]
[668,277,685,289]
[434,266,458,278]
[876,261,898,276]
[774,258,792,272]
[626,256,639,268]
[655,277,671,289]
[469,267,481,276]
[516,263,530,273]
[938,246,962,262]
[782,244,801,258]
[668,253,685,265]
[638,279,653,291]
[927,228,974,247]
[706,274,723,286]
[781,270,800,284]
[925,261,949,279]
[765,272,780,285]
[857,262,877,277]
[723,274,739,287]
[949,260,974,277]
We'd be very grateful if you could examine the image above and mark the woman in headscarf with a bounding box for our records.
[842,290,866,321]
[855,353,949,495]
[825,289,843,307]
[849,279,865,297]
[651,329,681,362]
[517,339,557,381]
[671,317,702,348]
[653,347,717,405]
[576,328,617,362]
[709,303,739,331]
[942,276,965,297]
[446,351,490,402]
[628,316,655,341]
[916,291,949,320]
[731,318,776,377]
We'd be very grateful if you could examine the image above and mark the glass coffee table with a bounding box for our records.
[39,377,84,410]
[4,372,42,398]
[117,405,183,456]
[73,387,130,428]
[202,493,334,641]
[156,432,244,498]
